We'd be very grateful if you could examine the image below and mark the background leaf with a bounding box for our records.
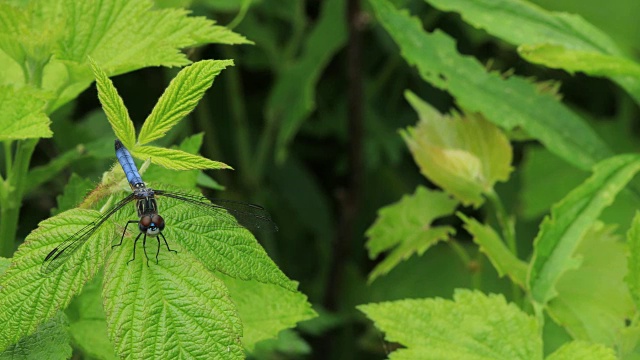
[368,0,613,171]
[0,86,51,141]
[402,91,512,207]
[365,186,457,282]
[529,154,640,305]
[358,290,542,359]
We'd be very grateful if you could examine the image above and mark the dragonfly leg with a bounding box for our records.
[155,238,160,264]
[142,234,150,267]
[127,232,143,264]
[114,220,138,248]
[160,232,178,254]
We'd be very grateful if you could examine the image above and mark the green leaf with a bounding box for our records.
[546,341,617,360]
[0,209,115,351]
[251,329,311,358]
[358,290,542,359]
[138,60,234,145]
[366,186,458,257]
[424,0,640,105]
[547,222,633,347]
[52,173,94,216]
[103,240,243,359]
[528,154,640,306]
[131,145,232,170]
[366,186,457,282]
[627,212,640,310]
[219,275,316,351]
[154,188,296,291]
[144,134,206,189]
[269,0,347,161]
[368,0,613,171]
[458,213,527,288]
[425,0,622,55]
[0,312,72,360]
[0,85,51,141]
[519,44,640,77]
[89,57,136,147]
[402,91,512,207]
[0,0,250,111]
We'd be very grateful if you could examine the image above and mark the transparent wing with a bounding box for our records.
[41,193,136,275]
[154,190,278,232]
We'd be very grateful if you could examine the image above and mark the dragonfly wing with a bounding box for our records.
[41,193,135,275]
[154,190,278,232]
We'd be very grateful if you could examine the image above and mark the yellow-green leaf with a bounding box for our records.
[88,57,136,147]
[131,145,231,170]
[401,91,512,207]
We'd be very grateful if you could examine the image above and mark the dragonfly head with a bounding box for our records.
[139,214,165,237]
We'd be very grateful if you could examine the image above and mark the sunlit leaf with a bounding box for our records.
[131,145,231,170]
[0,85,51,141]
[0,209,115,351]
[138,60,234,145]
[103,241,243,359]
[402,91,512,207]
[358,290,542,359]
[546,341,616,360]
[89,57,136,147]
[219,275,316,351]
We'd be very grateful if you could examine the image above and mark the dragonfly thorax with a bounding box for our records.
[139,214,165,237]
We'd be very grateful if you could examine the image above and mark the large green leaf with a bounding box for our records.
[103,241,243,359]
[358,290,542,359]
[368,0,613,171]
[424,0,640,106]
[0,85,51,141]
[402,91,512,207]
[0,209,115,351]
[153,188,296,291]
[0,0,249,112]
[365,186,457,282]
[528,154,640,306]
[219,275,316,351]
[547,223,633,347]
[0,312,72,360]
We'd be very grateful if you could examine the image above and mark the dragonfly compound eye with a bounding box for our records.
[151,215,165,231]
[139,215,152,232]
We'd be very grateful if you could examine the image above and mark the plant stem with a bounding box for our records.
[486,189,517,255]
[485,188,521,302]
[0,139,38,257]
[221,47,255,190]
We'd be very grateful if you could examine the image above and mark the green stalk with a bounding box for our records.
[485,189,522,302]
[221,47,255,190]
[0,139,38,257]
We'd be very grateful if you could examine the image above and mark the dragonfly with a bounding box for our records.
[42,139,277,274]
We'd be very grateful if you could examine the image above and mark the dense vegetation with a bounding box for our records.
[0,0,639,359]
